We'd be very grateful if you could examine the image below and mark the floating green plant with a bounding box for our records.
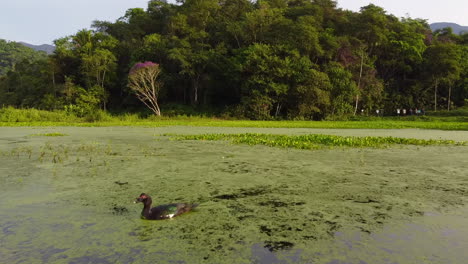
[30,132,68,137]
[2,126,468,263]
[167,133,467,149]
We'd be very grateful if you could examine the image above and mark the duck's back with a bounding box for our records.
[147,204,180,220]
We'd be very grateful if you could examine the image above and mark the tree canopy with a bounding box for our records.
[1,0,467,119]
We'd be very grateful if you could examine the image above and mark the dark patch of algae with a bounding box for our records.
[1,127,468,263]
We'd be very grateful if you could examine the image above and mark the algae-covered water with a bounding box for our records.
[1,127,468,263]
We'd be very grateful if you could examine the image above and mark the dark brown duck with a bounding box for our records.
[134,193,198,220]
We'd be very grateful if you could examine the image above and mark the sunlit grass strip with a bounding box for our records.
[29,132,68,137]
[2,120,468,130]
[2,107,468,130]
[168,133,467,149]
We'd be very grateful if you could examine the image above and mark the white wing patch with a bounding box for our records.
[167,214,175,218]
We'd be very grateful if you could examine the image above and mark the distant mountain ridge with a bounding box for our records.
[19,42,55,54]
[430,22,468,35]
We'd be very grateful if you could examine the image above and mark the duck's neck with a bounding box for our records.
[142,198,152,217]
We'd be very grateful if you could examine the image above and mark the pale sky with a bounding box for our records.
[0,0,149,45]
[337,0,468,25]
[1,0,467,45]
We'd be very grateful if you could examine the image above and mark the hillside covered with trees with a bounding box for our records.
[1,0,467,120]
[0,40,48,76]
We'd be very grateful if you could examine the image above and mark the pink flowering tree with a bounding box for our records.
[128,61,162,116]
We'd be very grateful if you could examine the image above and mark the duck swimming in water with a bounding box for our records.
[134,193,198,220]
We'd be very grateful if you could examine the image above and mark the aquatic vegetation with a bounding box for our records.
[4,142,126,164]
[1,127,468,263]
[168,133,467,149]
[29,132,68,137]
[1,146,33,159]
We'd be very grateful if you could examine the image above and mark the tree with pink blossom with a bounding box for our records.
[128,61,162,116]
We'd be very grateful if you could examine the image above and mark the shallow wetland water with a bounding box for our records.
[1,127,468,263]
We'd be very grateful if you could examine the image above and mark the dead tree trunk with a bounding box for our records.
[434,79,438,112]
[354,50,365,116]
[447,82,452,111]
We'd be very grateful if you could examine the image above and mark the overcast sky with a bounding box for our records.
[1,0,467,45]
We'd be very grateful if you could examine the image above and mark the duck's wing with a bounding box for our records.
[150,204,180,219]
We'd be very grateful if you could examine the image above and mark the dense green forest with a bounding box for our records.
[0,40,48,75]
[1,0,467,120]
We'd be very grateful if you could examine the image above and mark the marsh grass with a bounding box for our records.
[2,107,468,130]
[0,107,78,122]
[3,146,34,159]
[168,133,467,149]
[5,142,125,165]
[2,119,468,130]
[9,141,158,166]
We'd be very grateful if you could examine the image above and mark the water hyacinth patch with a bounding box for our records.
[167,133,467,149]
[30,132,68,137]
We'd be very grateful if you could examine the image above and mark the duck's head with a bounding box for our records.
[134,193,151,203]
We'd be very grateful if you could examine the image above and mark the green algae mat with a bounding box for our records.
[1,127,468,263]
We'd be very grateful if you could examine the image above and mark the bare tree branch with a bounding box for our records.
[128,62,162,116]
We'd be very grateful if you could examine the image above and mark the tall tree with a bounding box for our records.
[423,43,461,111]
[52,30,117,110]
